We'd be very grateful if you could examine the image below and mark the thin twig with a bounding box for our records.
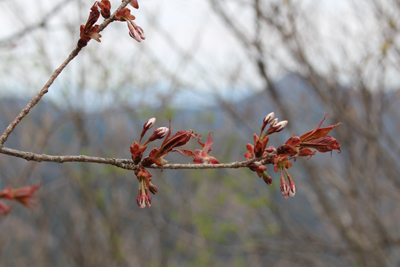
[0,145,274,171]
[0,0,132,146]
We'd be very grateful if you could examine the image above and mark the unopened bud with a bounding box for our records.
[148,182,158,194]
[275,120,288,132]
[146,127,169,144]
[145,189,152,208]
[129,0,139,9]
[98,0,111,18]
[264,112,274,124]
[289,182,296,198]
[127,21,146,42]
[261,112,275,133]
[144,118,156,130]
[137,190,146,209]
[140,117,156,140]
[261,172,273,185]
[265,119,288,136]
[280,182,290,199]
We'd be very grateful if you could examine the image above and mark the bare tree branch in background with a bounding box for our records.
[0,0,73,46]
[2,0,400,266]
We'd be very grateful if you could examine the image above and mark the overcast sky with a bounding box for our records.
[0,0,390,109]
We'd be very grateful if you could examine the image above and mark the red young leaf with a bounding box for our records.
[299,114,342,142]
[193,132,220,164]
[171,149,195,157]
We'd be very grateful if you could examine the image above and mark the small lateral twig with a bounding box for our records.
[0,0,132,146]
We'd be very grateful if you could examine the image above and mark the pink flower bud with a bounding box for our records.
[280,181,290,199]
[144,117,156,130]
[135,26,146,39]
[265,118,288,135]
[148,182,158,194]
[140,117,156,142]
[98,0,111,18]
[137,190,146,209]
[127,21,146,42]
[275,120,288,132]
[261,112,275,133]
[261,172,272,185]
[145,189,152,208]
[263,112,274,124]
[145,127,169,144]
[289,182,296,198]
[130,0,139,9]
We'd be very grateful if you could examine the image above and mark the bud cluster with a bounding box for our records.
[77,0,145,48]
[244,112,342,200]
[135,167,154,209]
[244,112,288,184]
[130,117,216,208]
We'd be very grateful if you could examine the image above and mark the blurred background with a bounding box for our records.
[1,0,400,266]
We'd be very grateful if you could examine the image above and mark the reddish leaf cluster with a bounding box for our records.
[78,3,102,48]
[98,0,111,18]
[193,132,220,164]
[135,167,154,209]
[277,114,342,160]
[0,184,40,216]
[115,6,145,42]
[244,112,287,179]
[244,112,342,199]
[77,0,145,48]
[130,118,220,209]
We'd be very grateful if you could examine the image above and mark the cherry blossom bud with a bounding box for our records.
[130,0,139,9]
[144,117,156,130]
[131,142,147,164]
[146,127,169,143]
[145,189,152,207]
[264,112,275,124]
[261,172,273,185]
[140,117,156,141]
[289,182,297,198]
[261,112,275,133]
[275,120,288,132]
[127,21,146,42]
[280,182,290,199]
[284,169,296,198]
[135,26,145,39]
[254,136,269,158]
[137,190,146,209]
[98,0,111,18]
[148,182,158,194]
[265,119,288,135]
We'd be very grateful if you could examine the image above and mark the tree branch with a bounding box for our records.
[0,0,132,146]
[0,145,274,172]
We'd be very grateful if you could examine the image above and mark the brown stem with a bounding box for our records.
[0,145,274,172]
[0,0,132,146]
